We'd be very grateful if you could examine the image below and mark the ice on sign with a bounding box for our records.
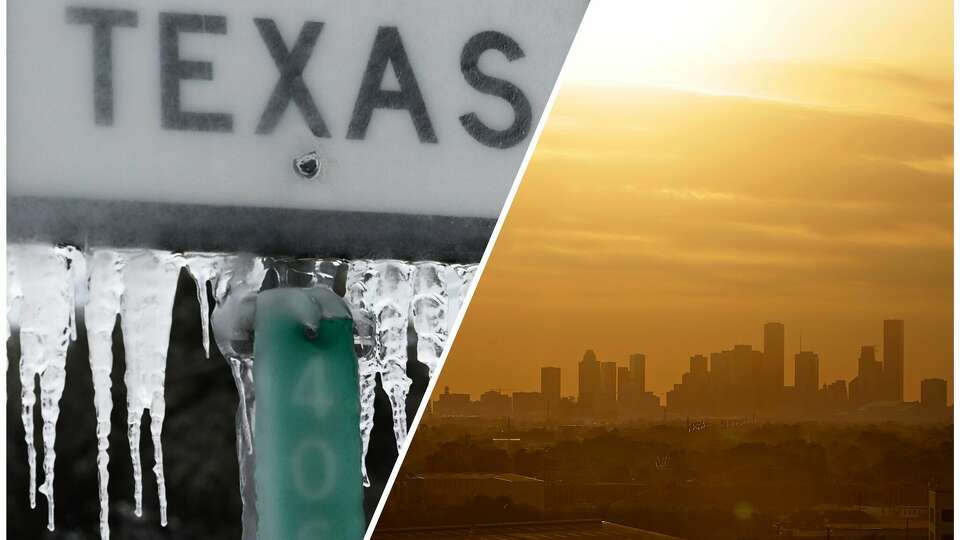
[8,243,479,539]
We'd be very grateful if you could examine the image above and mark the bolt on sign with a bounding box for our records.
[10,0,589,252]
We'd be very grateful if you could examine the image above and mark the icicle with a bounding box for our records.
[282,257,342,288]
[228,357,257,540]
[313,259,342,289]
[345,260,380,487]
[444,264,477,332]
[7,247,24,371]
[8,243,85,531]
[85,250,125,540]
[66,247,89,341]
[410,262,449,378]
[371,260,413,451]
[184,253,225,359]
[210,255,267,540]
[212,255,267,454]
[119,250,184,527]
[7,243,472,537]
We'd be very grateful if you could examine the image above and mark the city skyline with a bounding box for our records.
[436,318,952,408]
[439,0,950,408]
[382,4,952,538]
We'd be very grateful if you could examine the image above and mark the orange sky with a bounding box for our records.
[439,1,953,403]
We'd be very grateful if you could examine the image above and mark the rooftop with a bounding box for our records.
[374,519,684,540]
[410,473,544,484]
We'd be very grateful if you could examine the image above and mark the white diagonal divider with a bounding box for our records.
[362,2,596,537]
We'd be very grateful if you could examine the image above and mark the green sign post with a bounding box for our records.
[254,288,364,540]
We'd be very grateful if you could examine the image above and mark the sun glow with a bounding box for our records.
[441,0,952,402]
[566,0,952,122]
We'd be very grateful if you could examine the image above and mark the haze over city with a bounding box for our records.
[440,0,952,402]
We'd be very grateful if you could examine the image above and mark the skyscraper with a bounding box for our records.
[883,319,904,402]
[689,354,708,376]
[541,367,561,399]
[794,351,819,395]
[858,345,881,378]
[629,353,646,393]
[540,367,561,413]
[617,366,631,405]
[512,391,547,417]
[921,378,947,409]
[763,322,785,390]
[850,345,883,406]
[578,349,601,413]
[820,380,848,409]
[600,361,618,414]
[706,345,764,414]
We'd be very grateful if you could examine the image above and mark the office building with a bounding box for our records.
[883,319,904,402]
[711,344,765,413]
[478,390,512,418]
[578,349,602,413]
[929,488,953,540]
[850,346,884,406]
[763,322,785,390]
[629,353,646,392]
[921,378,948,409]
[599,361,618,415]
[435,386,473,416]
[513,391,547,417]
[689,354,708,376]
[794,351,819,395]
[616,366,631,405]
[820,380,848,410]
[540,367,561,413]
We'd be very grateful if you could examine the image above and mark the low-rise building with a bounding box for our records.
[375,519,683,539]
[404,473,546,510]
[435,386,474,417]
[930,488,953,540]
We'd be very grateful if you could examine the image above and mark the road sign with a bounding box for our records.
[255,287,364,540]
[9,0,588,221]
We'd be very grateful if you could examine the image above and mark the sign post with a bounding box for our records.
[255,287,364,540]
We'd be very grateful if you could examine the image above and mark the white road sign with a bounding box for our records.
[9,0,588,219]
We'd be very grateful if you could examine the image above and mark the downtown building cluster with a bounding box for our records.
[431,319,950,422]
[666,319,950,420]
[432,351,662,420]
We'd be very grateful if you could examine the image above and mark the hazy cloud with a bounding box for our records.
[447,85,951,401]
